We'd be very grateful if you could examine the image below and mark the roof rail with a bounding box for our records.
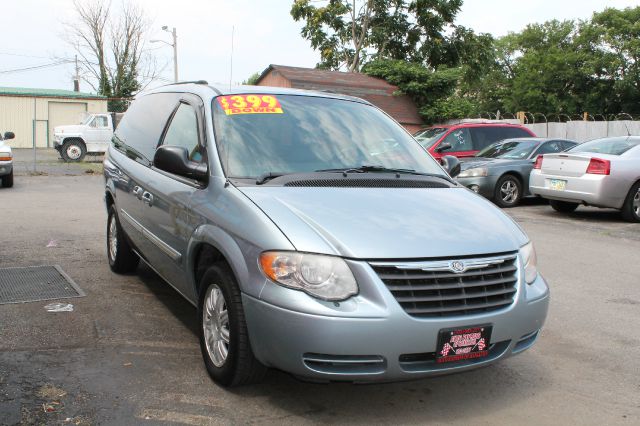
[161,80,209,87]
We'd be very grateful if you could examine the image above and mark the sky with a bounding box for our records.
[1,0,639,93]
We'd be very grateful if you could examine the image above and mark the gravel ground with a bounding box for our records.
[0,171,638,425]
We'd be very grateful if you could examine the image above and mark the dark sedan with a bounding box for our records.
[457,138,577,207]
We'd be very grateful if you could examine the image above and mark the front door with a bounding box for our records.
[135,98,206,299]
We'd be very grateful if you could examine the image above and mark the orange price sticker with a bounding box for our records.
[217,94,284,115]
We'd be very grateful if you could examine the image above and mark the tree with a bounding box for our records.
[242,72,262,85]
[290,0,463,71]
[64,0,159,109]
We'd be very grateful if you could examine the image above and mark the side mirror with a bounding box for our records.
[441,155,461,178]
[153,145,208,182]
[435,141,452,153]
[3,132,15,140]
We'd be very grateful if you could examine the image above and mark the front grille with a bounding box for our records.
[370,253,518,318]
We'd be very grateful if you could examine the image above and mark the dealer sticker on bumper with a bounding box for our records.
[436,325,492,363]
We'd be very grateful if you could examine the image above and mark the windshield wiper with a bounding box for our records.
[255,172,291,185]
[315,165,455,184]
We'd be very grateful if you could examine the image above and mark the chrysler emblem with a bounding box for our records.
[450,261,465,273]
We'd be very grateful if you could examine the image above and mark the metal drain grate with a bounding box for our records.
[0,265,85,305]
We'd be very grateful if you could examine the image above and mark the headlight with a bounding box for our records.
[259,251,358,301]
[458,167,488,178]
[0,152,11,161]
[520,242,538,284]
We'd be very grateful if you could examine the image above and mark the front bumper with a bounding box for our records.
[456,175,499,199]
[0,161,12,177]
[243,260,549,383]
[529,170,622,209]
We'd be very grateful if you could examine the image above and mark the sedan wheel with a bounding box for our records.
[494,175,522,208]
[202,285,230,367]
[622,182,640,223]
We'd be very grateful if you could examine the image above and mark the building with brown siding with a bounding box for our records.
[255,65,423,133]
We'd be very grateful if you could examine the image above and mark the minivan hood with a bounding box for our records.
[240,186,528,259]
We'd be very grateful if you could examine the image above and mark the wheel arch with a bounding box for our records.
[187,225,254,302]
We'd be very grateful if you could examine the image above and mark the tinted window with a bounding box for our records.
[161,103,203,163]
[441,128,473,151]
[569,137,639,155]
[560,141,577,151]
[212,95,446,178]
[114,93,180,163]
[469,127,532,150]
[477,140,540,159]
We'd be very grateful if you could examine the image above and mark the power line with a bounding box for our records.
[0,60,73,74]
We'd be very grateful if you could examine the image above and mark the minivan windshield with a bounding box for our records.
[568,136,640,156]
[212,94,445,179]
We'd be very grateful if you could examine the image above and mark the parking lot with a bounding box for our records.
[1,152,639,425]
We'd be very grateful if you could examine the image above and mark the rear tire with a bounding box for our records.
[107,205,139,273]
[198,263,267,387]
[621,181,640,223]
[61,139,86,162]
[1,171,13,188]
[494,175,522,208]
[549,200,579,213]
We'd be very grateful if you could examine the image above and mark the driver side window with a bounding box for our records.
[161,103,203,163]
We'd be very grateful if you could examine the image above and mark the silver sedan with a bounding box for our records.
[529,136,640,222]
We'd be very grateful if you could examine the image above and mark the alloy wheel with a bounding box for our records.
[500,180,519,204]
[203,285,230,367]
[633,188,640,217]
[108,215,118,261]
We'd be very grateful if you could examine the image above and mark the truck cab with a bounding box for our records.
[54,113,118,161]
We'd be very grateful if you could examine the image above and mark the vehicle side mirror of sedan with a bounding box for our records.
[153,145,208,182]
[3,131,15,140]
[435,141,452,153]
[441,155,461,178]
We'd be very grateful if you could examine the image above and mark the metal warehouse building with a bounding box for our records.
[0,87,108,148]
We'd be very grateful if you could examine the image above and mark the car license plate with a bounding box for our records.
[547,178,567,191]
[436,325,492,363]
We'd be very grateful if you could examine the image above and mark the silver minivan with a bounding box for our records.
[103,83,549,386]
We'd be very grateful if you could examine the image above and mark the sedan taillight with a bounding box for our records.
[533,155,543,169]
[585,158,610,175]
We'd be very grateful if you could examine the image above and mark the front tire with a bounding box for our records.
[494,175,522,208]
[621,181,640,223]
[198,263,266,387]
[1,171,13,188]
[107,205,139,273]
[549,200,579,213]
[61,139,86,162]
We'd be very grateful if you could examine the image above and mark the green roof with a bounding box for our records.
[0,86,107,99]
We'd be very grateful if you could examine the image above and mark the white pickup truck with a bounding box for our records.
[53,113,121,162]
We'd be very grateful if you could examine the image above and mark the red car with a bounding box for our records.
[414,123,536,160]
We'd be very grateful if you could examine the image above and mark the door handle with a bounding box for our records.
[141,191,154,206]
[133,186,143,199]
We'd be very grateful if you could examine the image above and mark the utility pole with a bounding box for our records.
[171,27,178,83]
[74,55,80,92]
[230,26,234,89]
[153,26,179,83]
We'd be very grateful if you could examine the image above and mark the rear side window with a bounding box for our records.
[114,93,180,163]
[534,141,564,156]
[161,103,203,163]
[569,137,640,155]
[469,127,532,150]
[441,128,473,151]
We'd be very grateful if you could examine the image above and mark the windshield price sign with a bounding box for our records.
[217,95,284,115]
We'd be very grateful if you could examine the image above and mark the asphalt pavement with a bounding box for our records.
[0,158,639,425]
